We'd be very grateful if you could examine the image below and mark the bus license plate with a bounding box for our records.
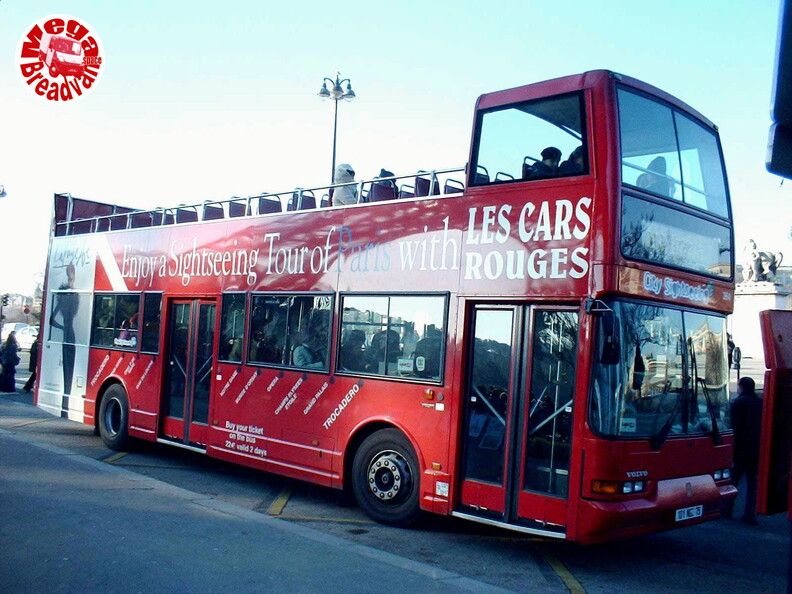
[675,505,703,522]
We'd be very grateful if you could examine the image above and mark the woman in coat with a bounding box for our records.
[0,331,20,392]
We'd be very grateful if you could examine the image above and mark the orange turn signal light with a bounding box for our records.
[591,479,619,495]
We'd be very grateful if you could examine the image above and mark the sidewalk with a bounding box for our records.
[0,408,508,594]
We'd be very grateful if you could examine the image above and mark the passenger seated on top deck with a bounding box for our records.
[377,168,396,187]
[558,145,585,176]
[636,156,673,196]
[525,146,562,180]
[333,163,358,205]
[339,329,367,372]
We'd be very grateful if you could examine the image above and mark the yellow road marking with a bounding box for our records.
[103,452,129,464]
[277,514,376,525]
[544,554,586,594]
[266,485,294,516]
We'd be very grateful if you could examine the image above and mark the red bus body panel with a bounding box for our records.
[37,70,735,543]
[758,310,792,516]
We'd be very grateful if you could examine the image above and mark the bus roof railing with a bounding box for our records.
[54,167,466,236]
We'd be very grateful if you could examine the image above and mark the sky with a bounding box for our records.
[0,0,788,295]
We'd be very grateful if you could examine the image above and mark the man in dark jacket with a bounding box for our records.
[726,376,763,524]
[525,147,562,180]
[23,336,39,392]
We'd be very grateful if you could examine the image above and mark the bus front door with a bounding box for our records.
[161,299,217,447]
[458,305,579,534]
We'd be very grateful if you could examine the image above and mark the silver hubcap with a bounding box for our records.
[367,450,411,504]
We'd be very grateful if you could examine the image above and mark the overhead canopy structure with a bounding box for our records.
[768,0,792,179]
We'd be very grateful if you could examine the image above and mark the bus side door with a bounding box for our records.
[161,298,218,447]
[458,304,579,531]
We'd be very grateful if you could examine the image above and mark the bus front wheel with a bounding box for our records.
[98,384,130,451]
[351,428,421,526]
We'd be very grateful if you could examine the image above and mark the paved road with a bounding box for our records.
[0,356,788,593]
[0,405,510,593]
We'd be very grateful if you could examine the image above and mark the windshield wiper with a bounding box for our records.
[649,335,687,451]
[688,338,721,445]
[649,383,682,450]
[696,378,722,445]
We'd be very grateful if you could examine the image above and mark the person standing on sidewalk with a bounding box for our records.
[0,331,20,392]
[23,336,39,392]
[726,376,763,524]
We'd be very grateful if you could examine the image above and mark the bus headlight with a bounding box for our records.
[713,468,731,481]
[593,480,646,495]
[621,481,646,494]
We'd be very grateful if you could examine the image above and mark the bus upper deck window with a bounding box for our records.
[618,88,729,218]
[472,92,588,186]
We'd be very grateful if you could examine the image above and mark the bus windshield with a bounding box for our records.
[589,300,731,441]
[618,88,729,218]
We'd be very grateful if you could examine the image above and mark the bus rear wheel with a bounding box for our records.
[98,384,130,451]
[352,429,421,526]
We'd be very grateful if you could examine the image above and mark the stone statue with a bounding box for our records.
[742,239,784,282]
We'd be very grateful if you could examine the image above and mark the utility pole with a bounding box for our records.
[317,72,357,183]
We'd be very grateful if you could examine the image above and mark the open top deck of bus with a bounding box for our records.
[53,166,470,236]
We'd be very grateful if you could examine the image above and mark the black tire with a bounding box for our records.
[351,428,421,526]
[98,384,130,451]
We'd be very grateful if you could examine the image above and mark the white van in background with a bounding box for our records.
[16,326,39,351]
[1,322,28,342]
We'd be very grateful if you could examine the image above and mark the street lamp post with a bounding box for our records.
[318,73,356,184]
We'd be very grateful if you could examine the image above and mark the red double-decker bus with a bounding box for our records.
[37,70,736,543]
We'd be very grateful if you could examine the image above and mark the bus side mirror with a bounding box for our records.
[585,299,620,365]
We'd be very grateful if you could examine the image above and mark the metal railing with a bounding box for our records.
[54,167,466,236]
